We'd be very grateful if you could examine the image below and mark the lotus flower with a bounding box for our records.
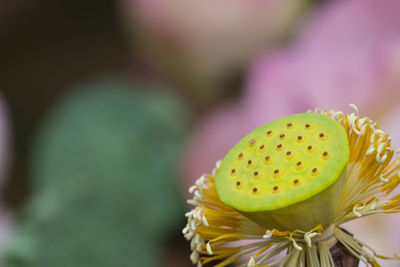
[182,0,400,193]
[182,1,400,265]
[184,108,400,266]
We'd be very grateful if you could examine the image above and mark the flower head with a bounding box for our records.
[183,105,400,266]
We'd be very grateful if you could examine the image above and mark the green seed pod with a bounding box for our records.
[215,113,350,231]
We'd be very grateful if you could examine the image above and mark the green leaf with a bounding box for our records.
[3,77,191,267]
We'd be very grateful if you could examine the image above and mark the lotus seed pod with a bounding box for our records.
[215,113,350,231]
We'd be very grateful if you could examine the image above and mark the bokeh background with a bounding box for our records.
[0,0,400,266]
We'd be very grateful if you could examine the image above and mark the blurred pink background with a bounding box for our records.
[0,94,12,260]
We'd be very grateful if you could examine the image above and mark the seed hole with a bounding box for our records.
[286,151,292,156]
[259,145,265,150]
[265,156,271,161]
[252,187,258,193]
[287,123,293,128]
[307,145,313,151]
[293,179,299,184]
[254,172,259,176]
[231,169,236,174]
[236,181,241,186]
[249,139,256,145]
[323,151,328,157]
[238,152,244,158]
[277,144,283,149]
[273,186,279,191]
[248,160,253,165]
[319,133,325,138]
[312,168,318,173]
[296,161,302,166]
[279,134,285,139]
[297,136,303,141]
[305,124,311,128]
[266,130,272,136]
[274,169,279,174]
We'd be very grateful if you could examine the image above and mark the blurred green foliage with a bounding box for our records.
[3,78,191,267]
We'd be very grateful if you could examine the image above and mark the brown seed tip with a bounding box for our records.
[297,136,303,140]
[293,179,299,184]
[279,134,285,138]
[254,172,259,176]
[312,168,318,173]
[236,181,241,186]
[267,130,272,135]
[323,151,328,157]
[319,133,325,138]
[277,144,282,149]
[297,161,302,166]
[307,145,313,150]
[231,169,236,174]
[238,152,243,158]
[248,160,253,165]
[305,124,310,128]
[259,145,265,149]
[274,169,279,174]
[273,186,279,191]
[287,123,293,127]
[265,156,271,161]
[286,151,292,156]
[252,187,258,193]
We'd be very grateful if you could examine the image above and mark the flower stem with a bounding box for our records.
[330,228,359,267]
